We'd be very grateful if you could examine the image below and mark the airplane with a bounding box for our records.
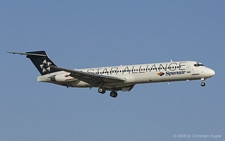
[8,51,215,98]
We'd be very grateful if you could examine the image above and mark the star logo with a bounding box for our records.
[40,59,51,73]
[157,72,165,76]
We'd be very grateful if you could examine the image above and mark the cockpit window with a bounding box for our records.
[194,62,204,67]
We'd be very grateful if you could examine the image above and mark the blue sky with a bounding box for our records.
[1,1,224,141]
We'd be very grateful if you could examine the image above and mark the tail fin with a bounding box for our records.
[9,51,60,75]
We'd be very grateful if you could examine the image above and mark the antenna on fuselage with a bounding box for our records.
[170,60,173,62]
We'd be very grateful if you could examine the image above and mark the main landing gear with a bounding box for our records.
[98,87,118,98]
[110,91,118,98]
[201,78,206,87]
[98,87,106,94]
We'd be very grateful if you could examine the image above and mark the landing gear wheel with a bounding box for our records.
[98,87,106,94]
[201,82,206,87]
[110,91,118,98]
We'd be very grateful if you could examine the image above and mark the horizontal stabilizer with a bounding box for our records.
[8,52,46,57]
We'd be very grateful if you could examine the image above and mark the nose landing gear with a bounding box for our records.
[201,82,206,86]
[201,78,206,87]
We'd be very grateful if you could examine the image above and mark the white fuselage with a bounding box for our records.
[37,61,215,90]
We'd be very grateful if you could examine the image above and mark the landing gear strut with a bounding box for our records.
[98,87,106,94]
[110,91,118,98]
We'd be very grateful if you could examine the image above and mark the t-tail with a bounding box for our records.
[8,51,60,75]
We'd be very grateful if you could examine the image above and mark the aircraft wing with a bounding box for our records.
[50,66,125,85]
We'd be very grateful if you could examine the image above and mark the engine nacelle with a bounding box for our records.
[49,74,70,82]
[55,74,68,82]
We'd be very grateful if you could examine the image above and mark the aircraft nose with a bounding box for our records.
[209,69,215,76]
